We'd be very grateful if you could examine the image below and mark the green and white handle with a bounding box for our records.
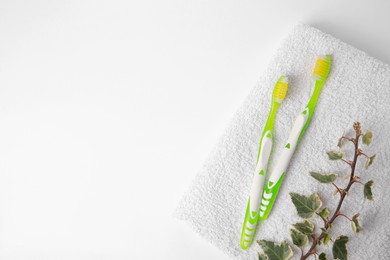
[240,130,273,249]
[258,55,331,221]
[259,108,310,220]
[240,76,288,250]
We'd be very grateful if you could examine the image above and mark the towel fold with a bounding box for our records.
[175,24,390,260]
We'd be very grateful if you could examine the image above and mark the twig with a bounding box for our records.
[300,123,362,260]
[341,158,352,166]
[340,136,354,142]
[337,213,352,221]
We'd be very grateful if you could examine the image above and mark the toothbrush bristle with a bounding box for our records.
[313,55,331,81]
[273,76,288,102]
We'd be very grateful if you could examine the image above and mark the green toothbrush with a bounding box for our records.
[240,76,288,250]
[258,55,331,221]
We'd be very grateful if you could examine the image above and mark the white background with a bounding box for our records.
[0,1,389,259]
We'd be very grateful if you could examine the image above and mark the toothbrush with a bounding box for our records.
[240,76,288,250]
[258,55,331,221]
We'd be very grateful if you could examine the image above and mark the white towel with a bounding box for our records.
[175,24,390,260]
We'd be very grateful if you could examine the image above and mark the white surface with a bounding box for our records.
[0,1,389,259]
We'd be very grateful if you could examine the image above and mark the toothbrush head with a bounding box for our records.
[273,75,288,103]
[313,55,331,82]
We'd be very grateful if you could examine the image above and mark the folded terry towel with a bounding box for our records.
[175,24,390,260]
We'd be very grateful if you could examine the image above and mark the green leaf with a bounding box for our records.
[364,180,374,200]
[319,207,330,218]
[351,214,362,233]
[290,229,308,247]
[337,138,342,147]
[326,151,344,160]
[319,252,327,260]
[258,253,268,260]
[324,233,331,245]
[310,172,337,184]
[332,236,349,260]
[292,220,314,235]
[257,240,293,260]
[365,154,376,170]
[290,192,323,219]
[362,131,373,145]
[337,136,343,148]
[351,219,362,233]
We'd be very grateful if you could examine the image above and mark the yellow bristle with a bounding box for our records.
[313,55,331,81]
[273,76,288,101]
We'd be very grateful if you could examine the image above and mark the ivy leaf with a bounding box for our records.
[351,214,362,233]
[310,172,337,184]
[332,236,349,260]
[324,233,332,245]
[290,229,308,247]
[364,180,374,200]
[365,155,376,170]
[326,151,344,160]
[351,220,361,233]
[258,253,268,260]
[337,131,346,148]
[290,193,323,219]
[257,240,293,260]
[362,131,373,145]
[337,138,342,148]
[319,252,327,260]
[319,207,330,218]
[292,220,314,235]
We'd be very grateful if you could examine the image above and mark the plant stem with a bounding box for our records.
[338,213,352,221]
[341,158,352,166]
[331,182,342,194]
[300,125,361,260]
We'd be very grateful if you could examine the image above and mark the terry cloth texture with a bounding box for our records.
[175,24,390,260]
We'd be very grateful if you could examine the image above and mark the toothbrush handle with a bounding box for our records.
[258,108,310,221]
[240,131,273,249]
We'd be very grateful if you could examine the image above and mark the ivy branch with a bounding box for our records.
[257,122,376,260]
